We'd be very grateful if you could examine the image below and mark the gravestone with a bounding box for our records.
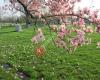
[2,63,13,70]
[15,23,22,32]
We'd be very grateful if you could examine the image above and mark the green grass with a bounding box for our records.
[0,25,100,80]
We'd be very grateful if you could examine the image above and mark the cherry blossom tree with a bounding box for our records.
[4,0,100,54]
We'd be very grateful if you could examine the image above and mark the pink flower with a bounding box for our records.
[54,37,67,49]
[79,18,85,25]
[70,38,79,47]
[73,22,78,27]
[31,28,45,43]
[96,25,100,34]
[58,31,65,38]
[70,29,85,46]
[57,24,67,38]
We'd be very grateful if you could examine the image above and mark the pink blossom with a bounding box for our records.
[54,37,67,49]
[31,28,45,43]
[57,24,66,38]
[96,25,100,34]
[70,38,79,47]
[70,29,85,47]
[79,18,85,25]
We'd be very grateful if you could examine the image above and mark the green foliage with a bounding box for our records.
[0,25,100,80]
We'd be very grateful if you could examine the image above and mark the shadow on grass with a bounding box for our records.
[0,31,16,34]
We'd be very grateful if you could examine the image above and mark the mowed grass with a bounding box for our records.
[0,25,100,80]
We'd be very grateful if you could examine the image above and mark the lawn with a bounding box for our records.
[0,25,100,80]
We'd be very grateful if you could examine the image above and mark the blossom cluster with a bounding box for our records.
[31,28,45,43]
[54,37,67,50]
[70,29,85,47]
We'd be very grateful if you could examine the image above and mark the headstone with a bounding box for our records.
[15,23,22,32]
[2,63,13,70]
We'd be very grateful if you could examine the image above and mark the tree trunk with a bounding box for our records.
[25,12,31,28]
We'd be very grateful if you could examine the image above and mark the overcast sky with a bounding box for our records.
[0,0,21,18]
[74,0,100,10]
[0,0,100,17]
[1,0,100,8]
[0,0,100,8]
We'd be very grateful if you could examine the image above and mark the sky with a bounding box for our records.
[0,0,100,17]
[1,0,100,9]
[0,0,21,18]
[74,0,100,10]
[0,0,9,6]
[0,0,4,4]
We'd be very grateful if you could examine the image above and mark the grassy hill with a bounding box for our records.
[0,25,100,80]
